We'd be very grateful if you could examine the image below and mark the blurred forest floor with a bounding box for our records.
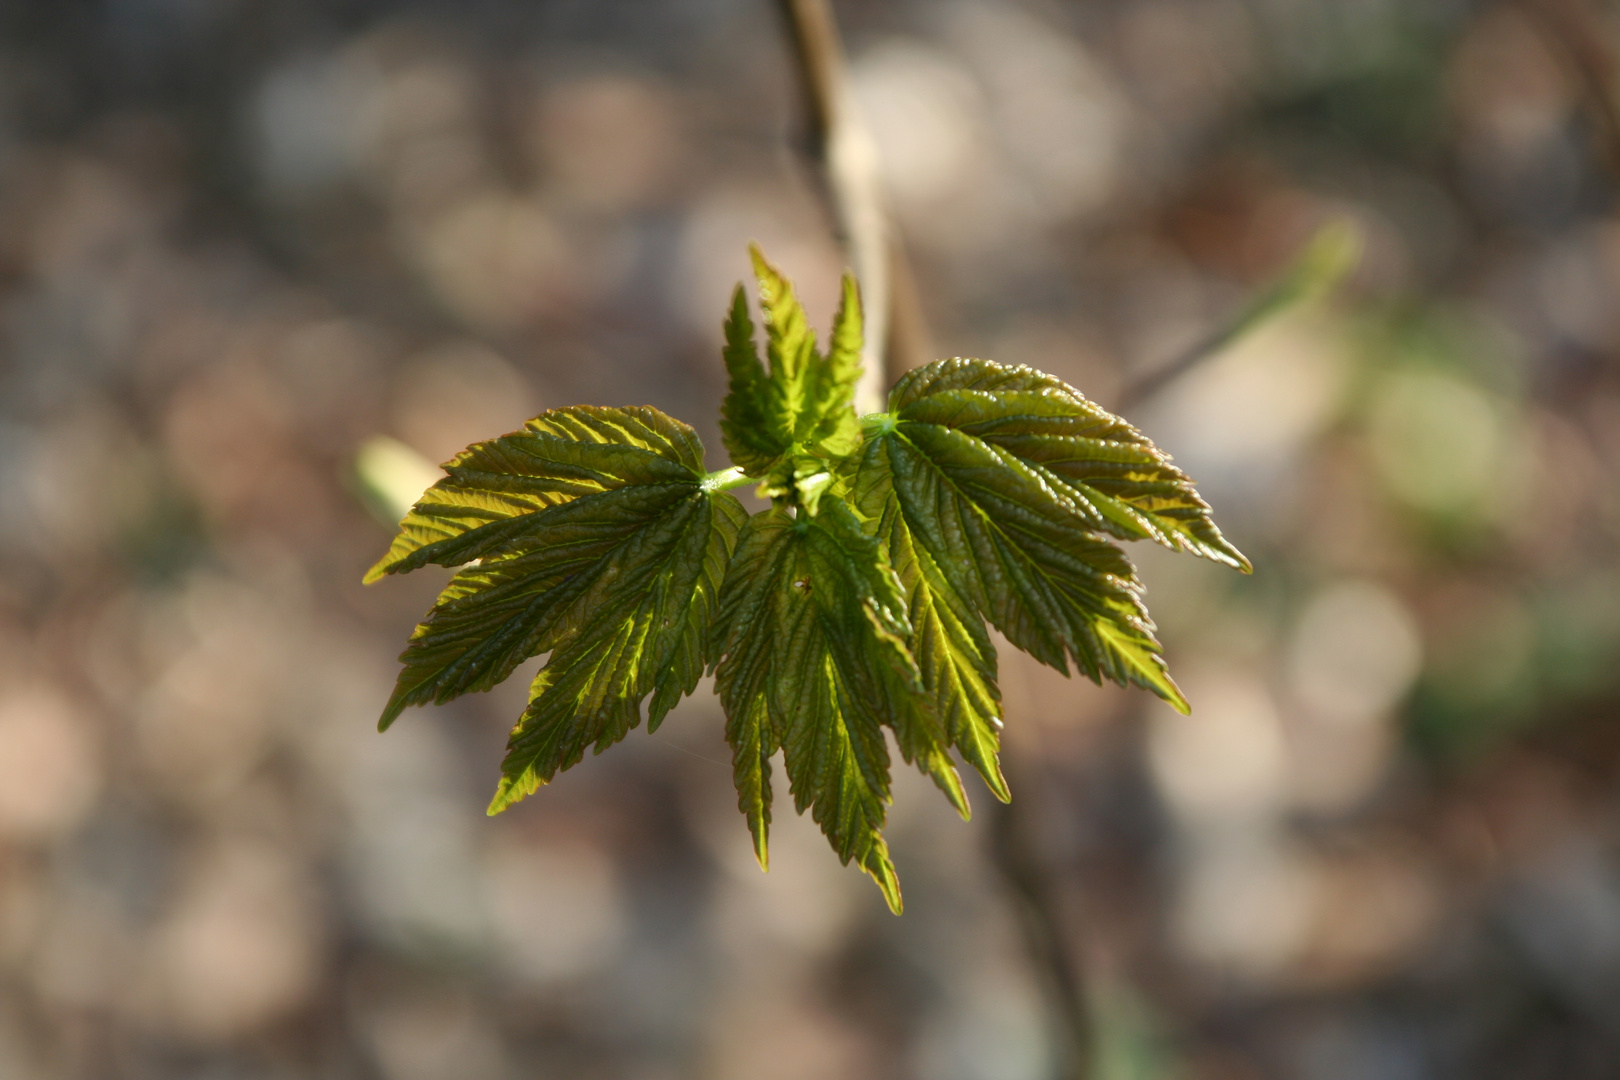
[1,1,1620,1078]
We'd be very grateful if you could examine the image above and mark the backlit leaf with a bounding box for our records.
[365,405,745,811]
[718,285,781,476]
[712,496,964,913]
[855,455,1009,802]
[890,358,1249,571]
[366,405,705,584]
[367,253,1253,916]
[718,245,863,509]
[858,374,1191,712]
[488,487,746,813]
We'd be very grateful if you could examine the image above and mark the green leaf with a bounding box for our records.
[891,358,1250,571]
[855,459,1009,802]
[364,251,1254,919]
[856,386,1191,713]
[708,509,782,869]
[490,487,746,813]
[718,285,782,476]
[365,406,746,811]
[717,245,864,508]
[751,243,862,457]
[808,270,863,459]
[366,405,706,584]
[712,496,964,913]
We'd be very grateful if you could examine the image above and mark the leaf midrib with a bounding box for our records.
[886,421,1142,672]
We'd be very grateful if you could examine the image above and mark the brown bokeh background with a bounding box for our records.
[2,1,1620,1077]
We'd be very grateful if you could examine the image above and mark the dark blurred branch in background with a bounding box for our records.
[1117,220,1361,411]
[1516,0,1620,183]
[775,0,929,412]
[778,2,1092,1074]
[991,755,1094,1080]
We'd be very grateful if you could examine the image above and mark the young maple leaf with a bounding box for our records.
[367,248,1248,914]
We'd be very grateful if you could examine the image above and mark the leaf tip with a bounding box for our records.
[877,872,904,916]
[747,242,771,287]
[864,844,903,915]
[983,761,1012,804]
[836,272,861,323]
[747,243,788,305]
[377,700,407,732]
[939,766,971,820]
[487,768,542,815]
[1209,535,1254,574]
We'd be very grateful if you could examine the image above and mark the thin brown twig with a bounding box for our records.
[990,759,1094,1080]
[1116,218,1360,411]
[774,2,1091,1074]
[775,0,928,412]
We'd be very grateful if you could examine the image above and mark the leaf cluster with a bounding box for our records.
[367,244,1248,913]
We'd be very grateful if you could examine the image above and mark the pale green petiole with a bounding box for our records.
[702,466,754,492]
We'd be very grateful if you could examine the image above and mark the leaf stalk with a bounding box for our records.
[703,466,754,492]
